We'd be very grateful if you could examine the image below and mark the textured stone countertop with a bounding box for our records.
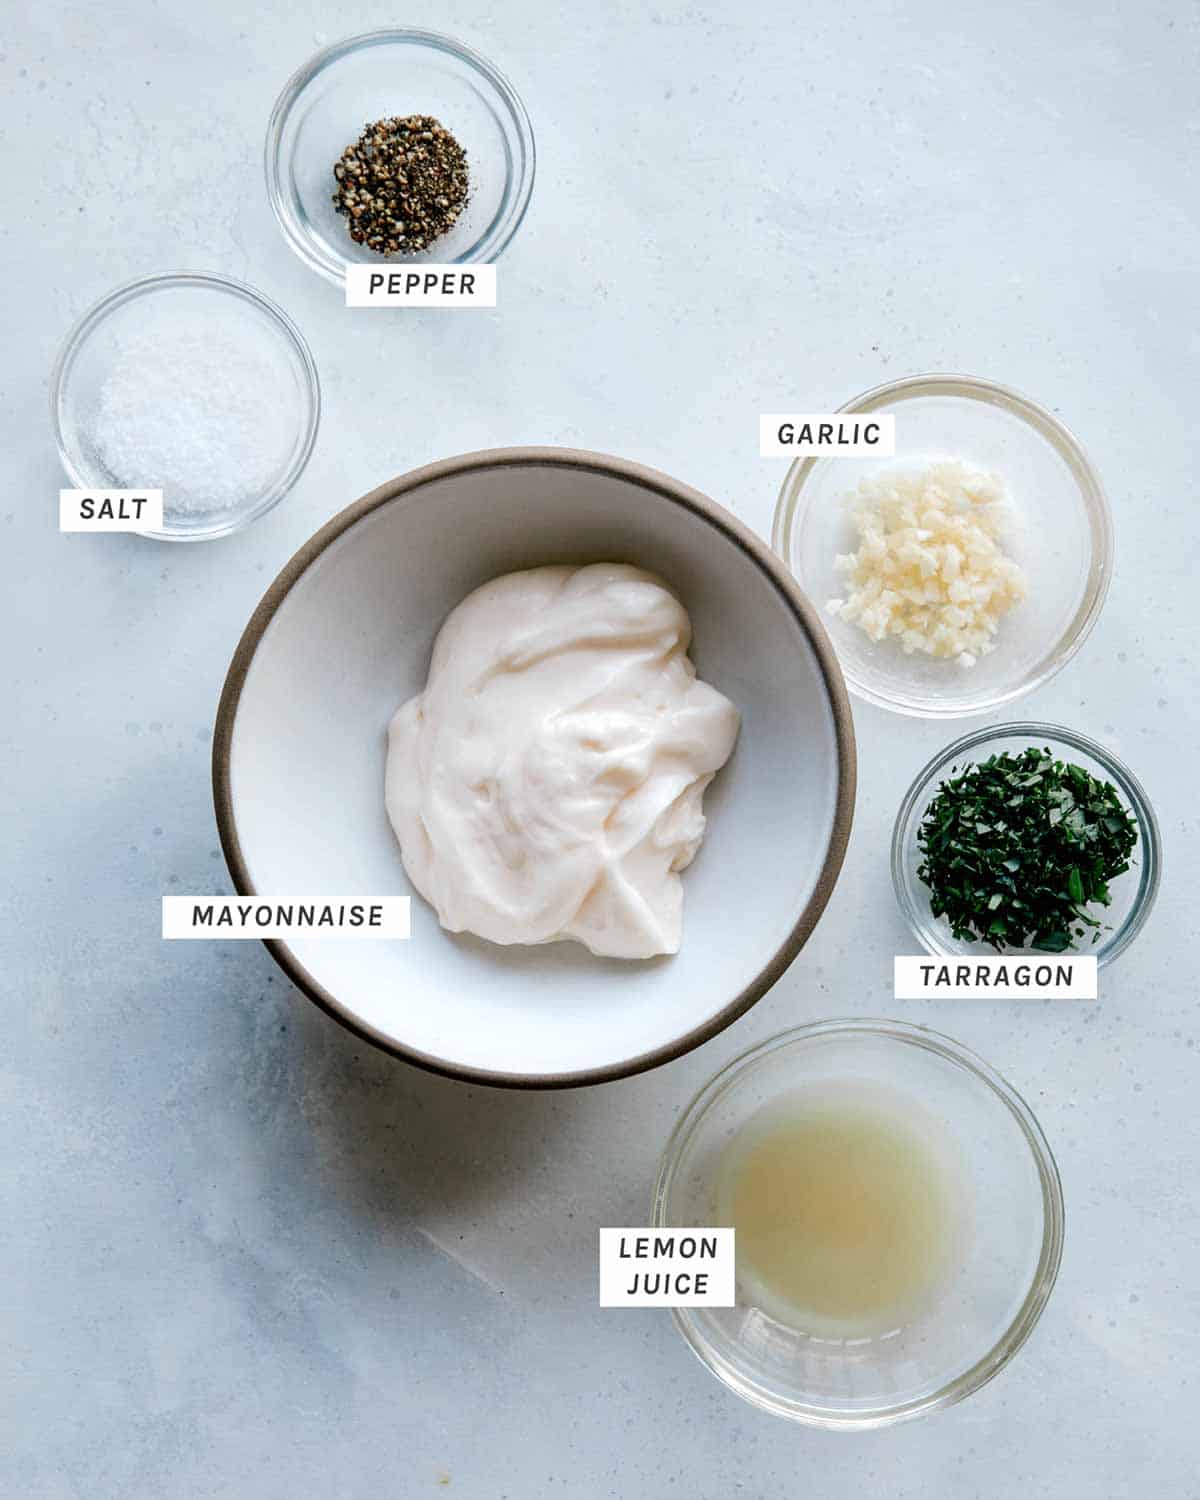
[4,1,1197,1495]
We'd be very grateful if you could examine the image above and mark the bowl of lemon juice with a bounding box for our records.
[653,1019,1063,1428]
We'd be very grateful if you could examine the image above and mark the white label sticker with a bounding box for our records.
[162,897,411,940]
[759,413,895,458]
[894,954,1097,999]
[345,264,497,308]
[598,1228,735,1307]
[60,489,164,532]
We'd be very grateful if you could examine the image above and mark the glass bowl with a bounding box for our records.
[266,28,536,287]
[893,722,1160,968]
[653,1019,1064,1429]
[772,374,1113,718]
[51,272,320,542]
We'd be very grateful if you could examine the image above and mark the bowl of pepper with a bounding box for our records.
[892,723,1160,967]
[265,28,535,287]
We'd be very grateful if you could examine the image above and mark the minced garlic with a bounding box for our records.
[827,461,1026,668]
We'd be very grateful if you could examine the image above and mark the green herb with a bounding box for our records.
[333,115,469,255]
[915,747,1138,952]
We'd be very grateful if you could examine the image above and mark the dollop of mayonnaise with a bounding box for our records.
[385,564,740,959]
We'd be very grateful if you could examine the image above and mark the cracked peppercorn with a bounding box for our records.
[332,115,470,255]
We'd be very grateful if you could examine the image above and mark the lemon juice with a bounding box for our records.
[716,1081,968,1338]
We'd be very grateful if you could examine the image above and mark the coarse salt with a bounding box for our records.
[89,317,296,519]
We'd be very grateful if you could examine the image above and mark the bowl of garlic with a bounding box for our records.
[772,374,1113,719]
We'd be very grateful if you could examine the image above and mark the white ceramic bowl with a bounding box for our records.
[214,449,856,1087]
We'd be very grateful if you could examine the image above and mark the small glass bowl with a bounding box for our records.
[893,722,1160,967]
[51,272,320,542]
[772,374,1113,718]
[266,28,536,287]
[653,1019,1064,1429]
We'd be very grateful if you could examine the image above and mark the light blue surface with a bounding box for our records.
[4,2,1198,1495]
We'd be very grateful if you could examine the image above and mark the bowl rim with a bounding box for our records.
[770,372,1115,719]
[891,720,1162,967]
[264,26,537,286]
[49,269,322,542]
[653,1017,1066,1428]
[211,446,858,1089]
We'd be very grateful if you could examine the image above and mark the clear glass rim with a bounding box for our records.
[652,1017,1065,1430]
[770,372,1115,719]
[49,270,322,543]
[264,27,537,287]
[891,720,1161,969]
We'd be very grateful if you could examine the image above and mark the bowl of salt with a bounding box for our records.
[51,271,321,542]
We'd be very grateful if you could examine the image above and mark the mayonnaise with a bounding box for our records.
[385,564,740,959]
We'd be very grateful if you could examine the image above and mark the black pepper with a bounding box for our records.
[332,115,470,256]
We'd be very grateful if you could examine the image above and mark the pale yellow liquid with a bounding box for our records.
[717,1083,966,1338]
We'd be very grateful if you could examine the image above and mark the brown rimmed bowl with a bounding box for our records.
[213,448,856,1087]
